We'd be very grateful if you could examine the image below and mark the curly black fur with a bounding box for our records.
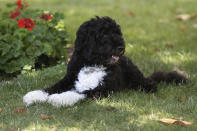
[44,16,188,98]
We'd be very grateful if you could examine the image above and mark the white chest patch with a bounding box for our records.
[75,66,107,93]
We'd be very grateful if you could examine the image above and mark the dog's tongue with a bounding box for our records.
[112,55,119,62]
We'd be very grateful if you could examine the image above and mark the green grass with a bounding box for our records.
[0,0,197,130]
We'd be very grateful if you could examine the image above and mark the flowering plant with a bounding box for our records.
[17,18,35,31]
[0,0,68,74]
[10,10,21,19]
[41,14,53,20]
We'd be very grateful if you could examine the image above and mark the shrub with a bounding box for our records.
[0,0,68,74]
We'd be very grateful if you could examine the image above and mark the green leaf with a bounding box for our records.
[27,35,36,42]
[33,40,42,46]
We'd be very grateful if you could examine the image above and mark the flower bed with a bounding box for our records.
[0,0,68,74]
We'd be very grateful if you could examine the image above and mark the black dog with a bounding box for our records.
[23,16,187,107]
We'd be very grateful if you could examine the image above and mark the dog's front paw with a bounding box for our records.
[23,90,49,106]
[47,91,86,108]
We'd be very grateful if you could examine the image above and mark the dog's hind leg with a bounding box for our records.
[148,71,188,85]
[119,56,157,93]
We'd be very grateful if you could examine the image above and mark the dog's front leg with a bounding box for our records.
[23,74,76,106]
[44,75,75,95]
[23,53,81,106]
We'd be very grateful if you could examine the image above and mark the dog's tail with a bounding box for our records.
[148,67,188,85]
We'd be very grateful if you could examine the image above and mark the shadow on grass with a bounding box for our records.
[0,98,139,130]
[1,84,197,130]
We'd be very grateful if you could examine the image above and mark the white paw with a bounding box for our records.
[23,90,49,106]
[47,91,86,108]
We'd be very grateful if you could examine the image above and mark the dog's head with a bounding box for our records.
[74,16,125,65]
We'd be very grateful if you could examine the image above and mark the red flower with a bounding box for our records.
[18,18,25,28]
[24,18,35,31]
[18,18,35,31]
[40,14,53,20]
[10,10,21,19]
[16,0,23,9]
[18,4,23,9]
[16,0,21,5]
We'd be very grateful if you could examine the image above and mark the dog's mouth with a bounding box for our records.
[109,55,119,64]
[112,55,119,61]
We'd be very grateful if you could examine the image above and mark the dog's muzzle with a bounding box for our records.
[109,55,119,64]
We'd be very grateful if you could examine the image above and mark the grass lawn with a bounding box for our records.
[0,0,197,130]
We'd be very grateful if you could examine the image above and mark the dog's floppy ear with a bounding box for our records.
[74,21,96,59]
[74,23,88,52]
